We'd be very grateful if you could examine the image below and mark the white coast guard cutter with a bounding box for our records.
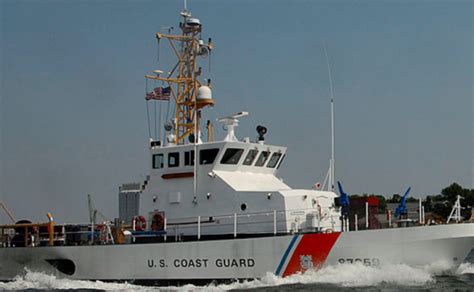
[0,7,473,285]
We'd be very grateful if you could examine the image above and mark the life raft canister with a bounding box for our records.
[132,215,147,231]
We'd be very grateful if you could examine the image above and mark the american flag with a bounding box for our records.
[145,86,171,100]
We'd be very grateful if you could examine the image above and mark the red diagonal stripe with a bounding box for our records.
[283,232,341,276]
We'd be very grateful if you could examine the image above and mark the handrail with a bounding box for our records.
[165,206,332,222]
[0,222,50,229]
[0,204,447,248]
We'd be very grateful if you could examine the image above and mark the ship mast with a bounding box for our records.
[145,8,214,145]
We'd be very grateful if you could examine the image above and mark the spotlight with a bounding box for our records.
[256,125,267,142]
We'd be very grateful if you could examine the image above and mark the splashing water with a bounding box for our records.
[208,263,436,290]
[0,262,452,291]
[457,263,474,275]
[0,270,147,291]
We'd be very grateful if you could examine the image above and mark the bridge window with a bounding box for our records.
[184,150,195,166]
[267,152,282,168]
[152,154,164,169]
[255,151,270,167]
[221,148,244,165]
[200,148,219,165]
[277,154,285,169]
[168,152,180,167]
[243,149,258,165]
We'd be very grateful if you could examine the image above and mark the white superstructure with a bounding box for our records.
[142,134,341,237]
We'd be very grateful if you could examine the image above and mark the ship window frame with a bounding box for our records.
[152,154,164,169]
[255,151,270,167]
[168,152,180,168]
[277,154,286,169]
[220,148,244,165]
[243,149,259,166]
[200,148,220,165]
[184,150,195,166]
[267,152,282,168]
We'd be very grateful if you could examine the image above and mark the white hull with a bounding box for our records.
[1,224,473,282]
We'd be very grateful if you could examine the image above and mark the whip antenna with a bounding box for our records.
[323,41,335,192]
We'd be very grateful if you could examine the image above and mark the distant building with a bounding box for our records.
[348,196,380,230]
[347,198,423,230]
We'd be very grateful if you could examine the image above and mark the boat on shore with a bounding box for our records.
[1,7,473,285]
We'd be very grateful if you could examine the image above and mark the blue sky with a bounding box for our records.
[1,0,472,222]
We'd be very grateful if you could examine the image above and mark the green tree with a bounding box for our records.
[432,202,450,219]
[386,194,401,203]
[370,195,387,212]
[424,196,433,212]
[431,183,473,220]
[406,197,418,203]
[441,183,464,204]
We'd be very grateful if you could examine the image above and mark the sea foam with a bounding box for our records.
[0,262,461,291]
[208,263,436,290]
[457,262,474,275]
[0,269,146,291]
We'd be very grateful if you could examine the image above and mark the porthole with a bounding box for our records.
[240,203,247,211]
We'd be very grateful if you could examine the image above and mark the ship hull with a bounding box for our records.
[1,224,473,282]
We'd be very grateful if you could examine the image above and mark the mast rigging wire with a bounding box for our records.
[166,97,171,123]
[157,38,160,64]
[158,81,163,142]
[145,78,152,139]
[154,82,158,140]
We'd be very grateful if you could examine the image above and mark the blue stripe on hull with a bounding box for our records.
[275,234,299,276]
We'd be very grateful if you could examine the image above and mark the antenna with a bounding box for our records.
[323,41,335,192]
[87,194,94,224]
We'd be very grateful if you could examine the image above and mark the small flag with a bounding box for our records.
[145,86,171,100]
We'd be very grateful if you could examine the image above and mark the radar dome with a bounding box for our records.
[187,18,201,27]
[197,86,212,101]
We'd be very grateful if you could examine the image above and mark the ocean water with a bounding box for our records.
[1,251,472,291]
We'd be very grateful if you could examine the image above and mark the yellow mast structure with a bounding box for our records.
[145,9,214,145]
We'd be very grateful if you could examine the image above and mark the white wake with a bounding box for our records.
[0,261,471,291]
[209,263,436,290]
[457,262,474,275]
[0,270,147,291]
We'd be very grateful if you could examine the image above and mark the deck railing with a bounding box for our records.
[160,207,337,241]
[0,205,460,248]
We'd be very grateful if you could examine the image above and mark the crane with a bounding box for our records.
[87,194,114,244]
[0,201,16,223]
[87,194,109,223]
